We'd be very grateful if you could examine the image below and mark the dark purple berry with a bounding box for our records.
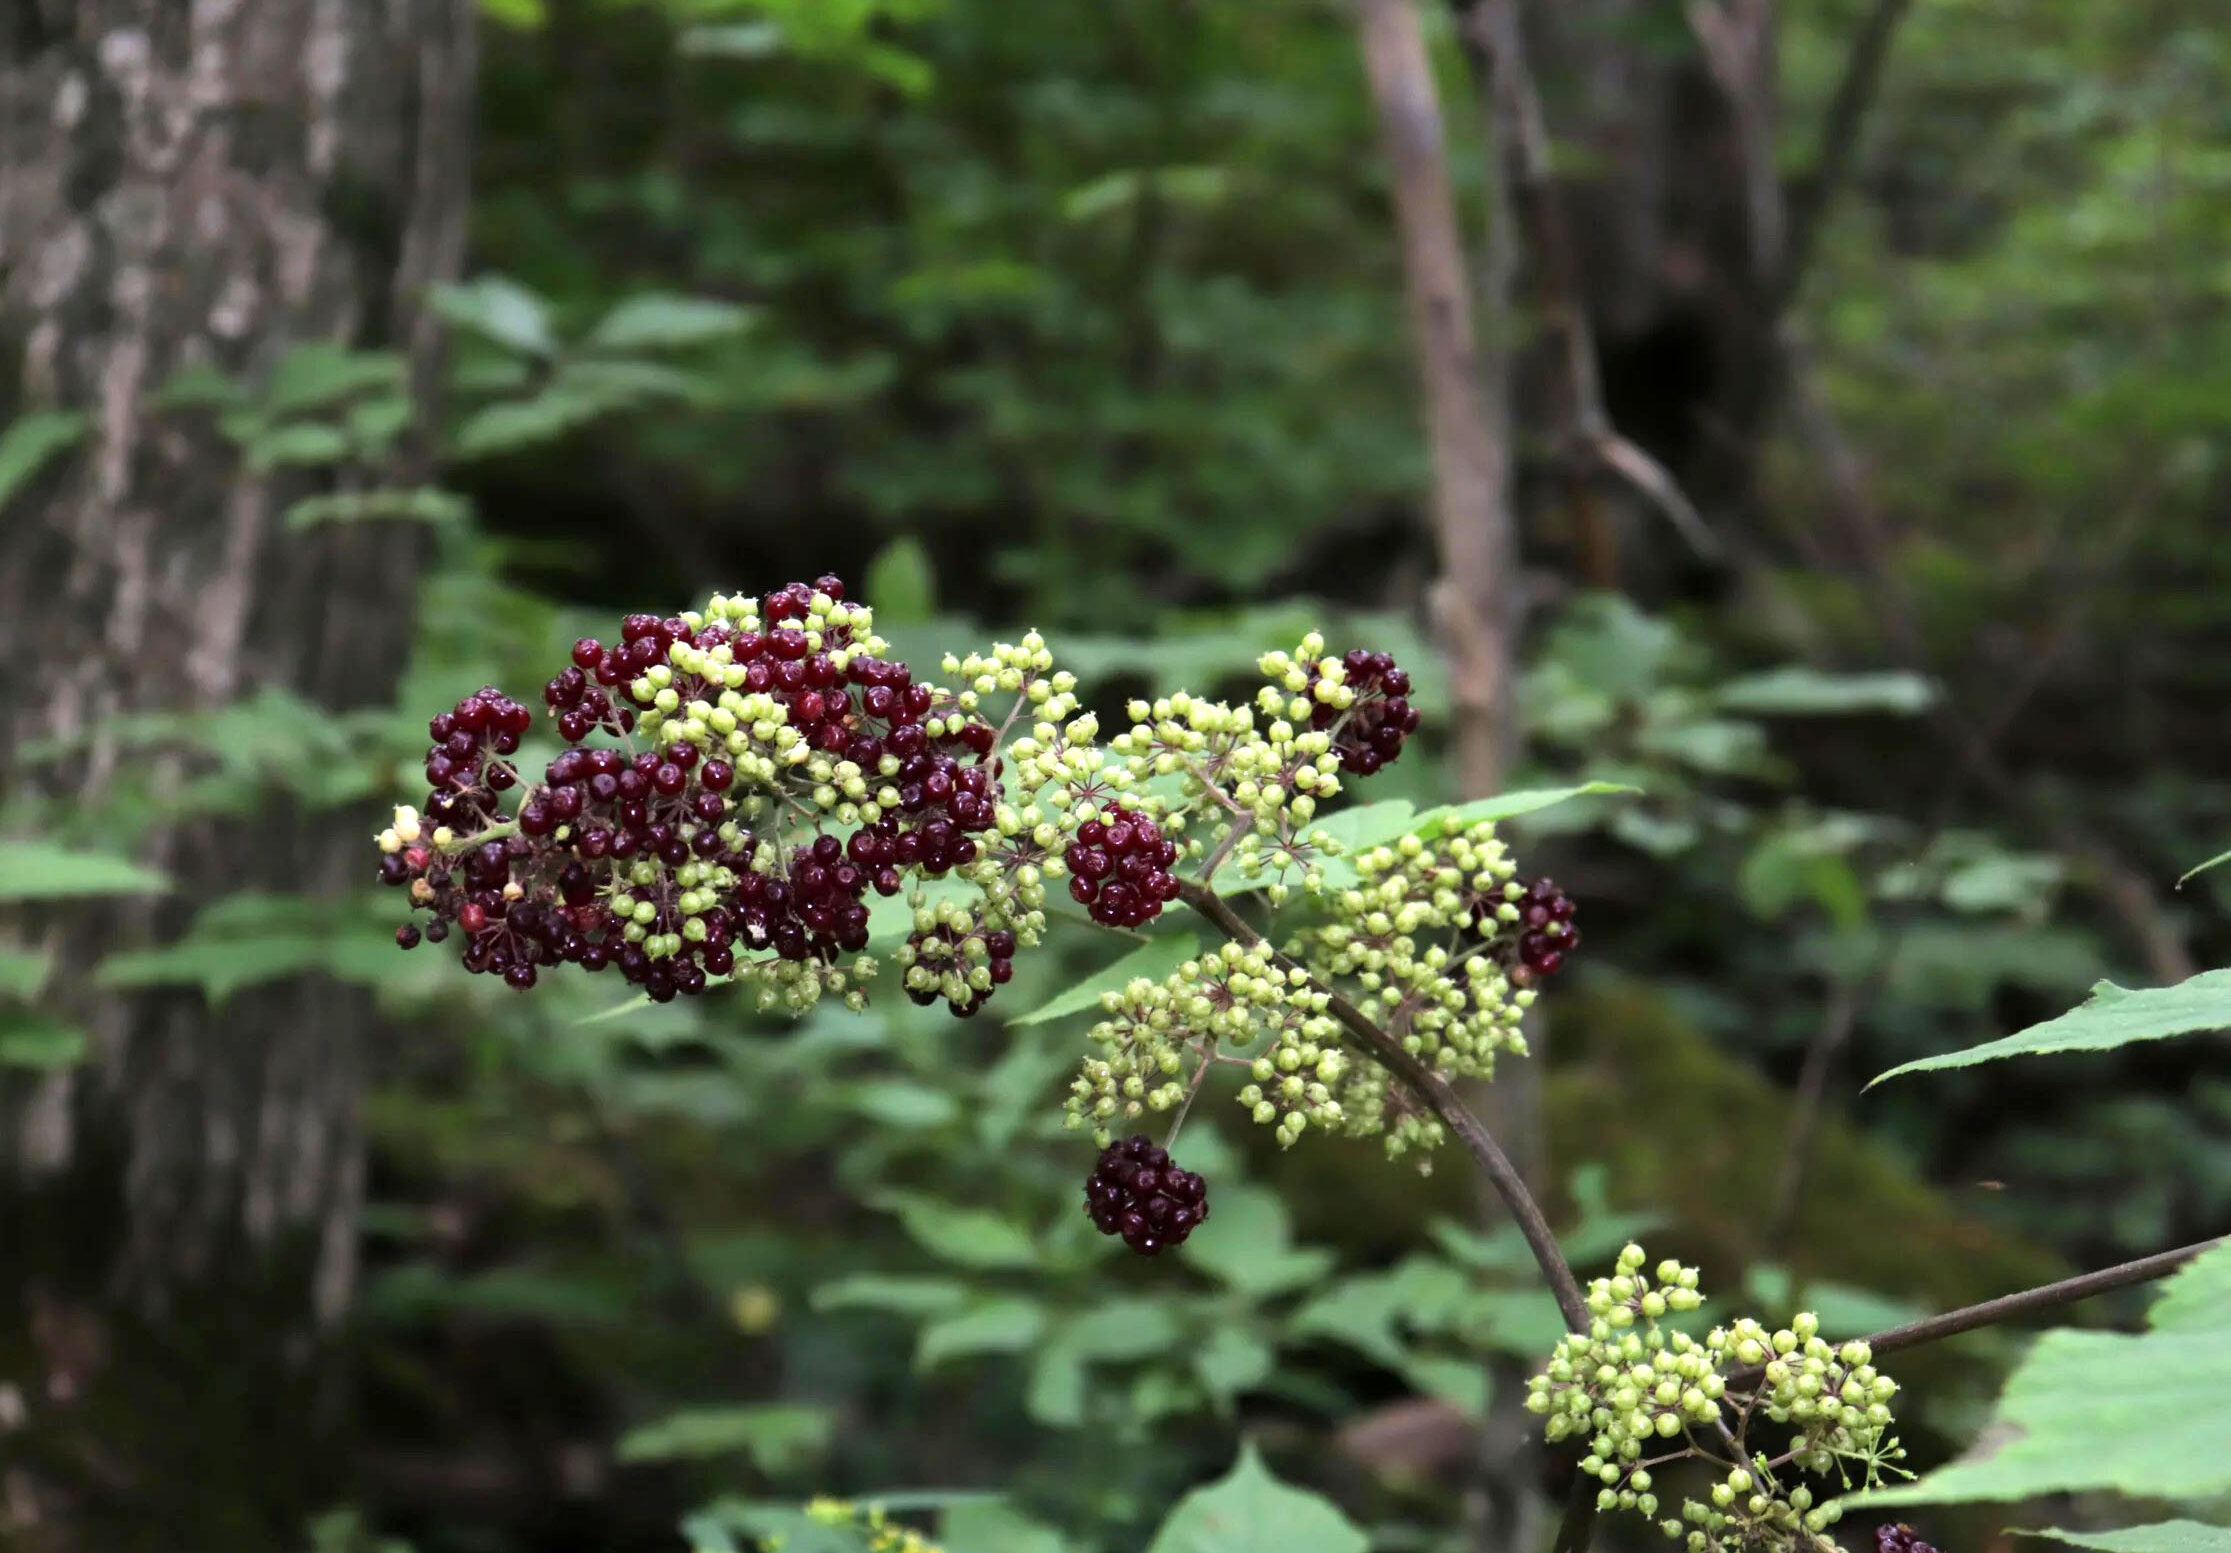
[1084,1136,1209,1256]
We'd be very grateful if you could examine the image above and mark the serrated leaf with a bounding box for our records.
[0,1014,86,1069]
[871,1193,1038,1269]
[2024,1525,2231,1553]
[0,947,49,999]
[1408,782,1639,841]
[0,411,87,509]
[1861,1241,2231,1504]
[1145,1442,1368,1553]
[0,840,169,901]
[812,1274,970,1317]
[1715,667,1937,716]
[586,293,756,352]
[1871,969,2231,1086]
[617,1404,833,1471]
[1009,931,1199,1027]
[863,536,936,626]
[430,275,557,357]
[917,1297,1045,1369]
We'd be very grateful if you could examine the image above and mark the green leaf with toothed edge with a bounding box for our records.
[1408,782,1640,841]
[1144,1442,1368,1553]
[1869,968,2231,1085]
[2022,1527,2231,1553]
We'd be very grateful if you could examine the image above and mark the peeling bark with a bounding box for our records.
[0,2,474,1545]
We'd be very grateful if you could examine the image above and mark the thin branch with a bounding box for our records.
[1779,0,1915,306]
[1174,876,1589,1329]
[1863,1236,2222,1358]
[1456,0,1723,561]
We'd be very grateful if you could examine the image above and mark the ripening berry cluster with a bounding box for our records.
[1525,1245,1904,1553]
[1064,942,1346,1146]
[380,577,1069,1015]
[1083,1135,1210,1254]
[1876,1526,1940,1553]
[1304,648,1420,775]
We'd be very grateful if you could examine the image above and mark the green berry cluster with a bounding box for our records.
[1525,1245,1905,1553]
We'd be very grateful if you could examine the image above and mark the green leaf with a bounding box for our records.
[586,293,756,352]
[1408,782,1639,841]
[2178,847,2231,888]
[1058,1298,1183,1362]
[0,1014,86,1070]
[2024,1526,2231,1553]
[97,932,328,1004]
[1861,1241,2231,1504]
[284,487,471,530]
[1871,969,2231,1086]
[1715,667,1937,716]
[870,1193,1038,1269]
[1009,931,1199,1027]
[245,422,351,471]
[811,1274,971,1317]
[1026,1344,1088,1427]
[1182,1185,1337,1298]
[841,1079,960,1129]
[1194,1327,1275,1406]
[939,1501,1072,1553]
[265,343,406,416]
[430,275,558,357]
[1144,1442,1368,1553]
[0,411,87,510]
[616,1404,834,1471]
[0,947,49,1000]
[681,21,785,58]
[0,840,169,901]
[863,536,937,625]
[917,1297,1046,1368]
[1398,1355,1491,1421]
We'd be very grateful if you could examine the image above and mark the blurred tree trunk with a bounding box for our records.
[0,2,474,1546]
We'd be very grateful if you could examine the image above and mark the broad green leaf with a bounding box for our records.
[1861,1240,2231,1504]
[1009,931,1199,1027]
[0,1014,86,1069]
[285,488,471,530]
[617,1404,834,1471]
[586,293,756,352]
[1145,1442,1368,1553]
[1715,667,1937,716]
[863,536,936,625]
[0,840,169,901]
[1399,1355,1490,1421]
[1026,1344,1088,1427]
[246,423,351,470]
[939,1501,1072,1553]
[841,1079,959,1129]
[811,1274,971,1317]
[870,1193,1038,1269]
[1057,1298,1183,1362]
[2025,1526,2231,1553]
[1871,969,2231,1086]
[97,932,328,1003]
[265,343,406,416]
[1194,1327,1274,1406]
[1182,1185,1336,1298]
[430,275,557,357]
[0,947,49,999]
[0,411,88,509]
[1408,782,1639,841]
[681,21,785,57]
[917,1297,1046,1368]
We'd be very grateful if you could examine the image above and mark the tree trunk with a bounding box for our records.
[0,1,473,1545]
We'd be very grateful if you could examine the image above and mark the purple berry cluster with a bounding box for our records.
[1310,649,1419,776]
[903,924,1017,1018]
[379,573,1018,1006]
[1511,876,1580,984]
[1064,814,1181,929]
[1876,1527,1940,1553]
[1084,1135,1209,1256]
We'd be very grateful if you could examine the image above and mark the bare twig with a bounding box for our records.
[1175,877,1589,1328]
[1354,0,1519,797]
[1779,0,1915,305]
[1455,0,1723,561]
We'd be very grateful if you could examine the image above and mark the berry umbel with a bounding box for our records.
[1084,1135,1209,1255]
[1875,1528,1940,1553]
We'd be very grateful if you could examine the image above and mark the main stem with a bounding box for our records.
[1174,878,1589,1330]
